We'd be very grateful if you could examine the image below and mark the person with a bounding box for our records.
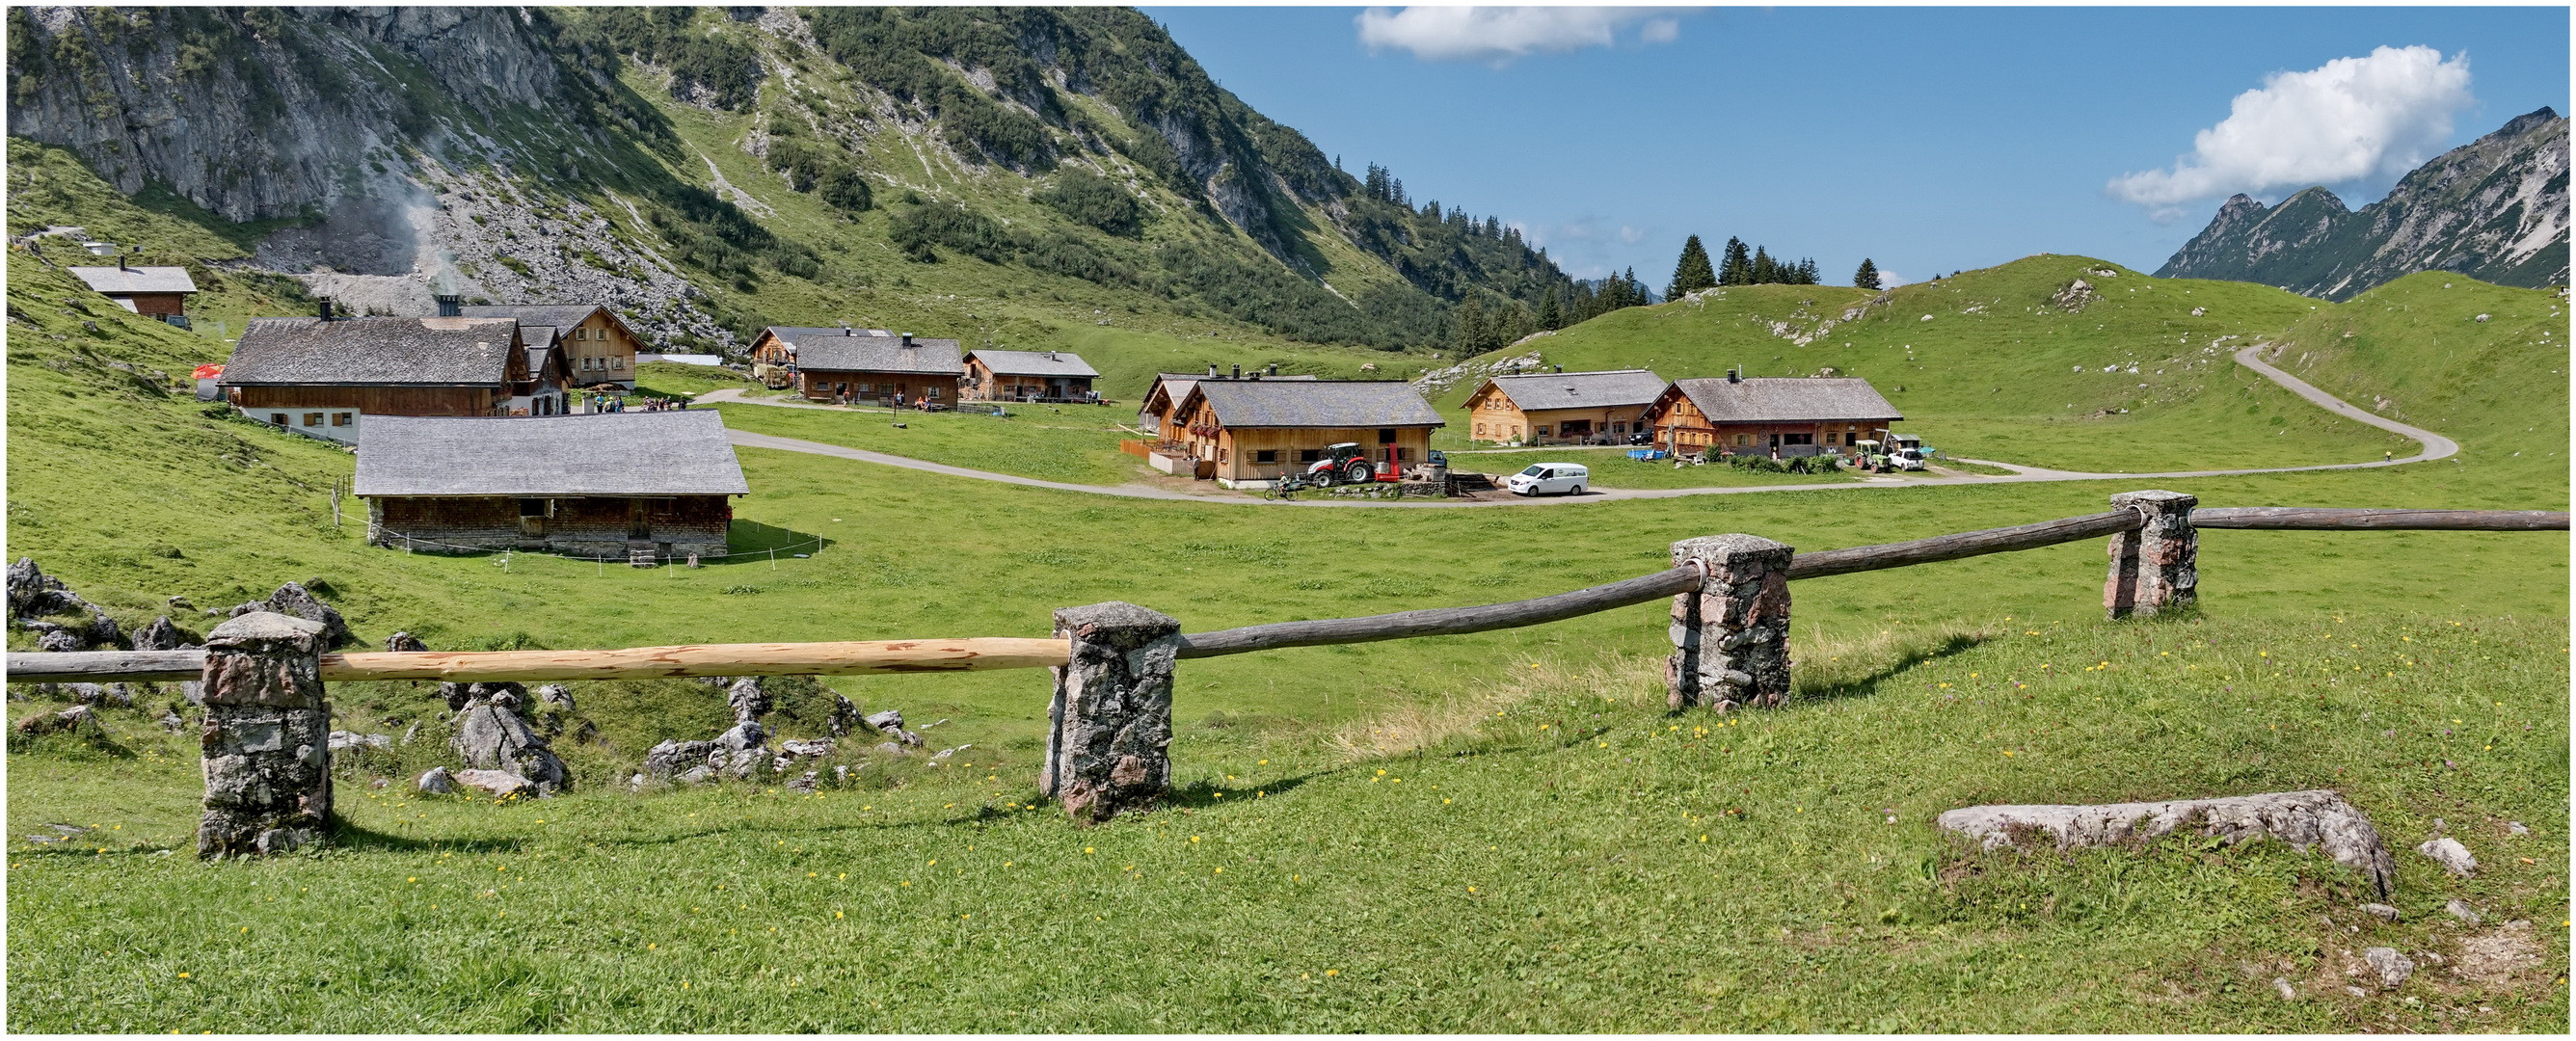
[2384,450,2393,463]
[893,390,905,411]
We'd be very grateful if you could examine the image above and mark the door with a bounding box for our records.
[518,498,548,538]
[628,500,651,540]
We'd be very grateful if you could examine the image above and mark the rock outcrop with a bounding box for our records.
[443,681,569,794]
[1937,788,2397,897]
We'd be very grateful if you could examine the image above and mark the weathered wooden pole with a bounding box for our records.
[196,612,333,858]
[2106,490,2198,619]
[1668,534,1795,711]
[1041,601,1180,823]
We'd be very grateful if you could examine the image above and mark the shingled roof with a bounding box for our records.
[1186,380,1443,429]
[967,349,1099,378]
[353,412,750,497]
[1485,368,1668,410]
[221,316,523,387]
[768,328,964,375]
[67,265,198,295]
[458,304,624,345]
[1668,377,1902,422]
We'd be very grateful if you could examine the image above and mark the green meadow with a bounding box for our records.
[7,250,2567,1030]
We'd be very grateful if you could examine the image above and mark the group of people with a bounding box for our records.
[581,393,687,414]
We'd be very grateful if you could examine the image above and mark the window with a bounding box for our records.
[1475,423,1487,437]
[1299,448,1323,463]
[303,413,323,426]
[332,413,353,427]
[612,356,625,370]
[1784,433,1814,445]
[1254,449,1279,464]
[1396,447,1412,462]
[926,387,941,399]
[1612,422,1627,434]
[518,498,549,518]
[269,414,287,426]
[1734,434,1751,447]
[1535,425,1551,437]
[1376,428,1397,443]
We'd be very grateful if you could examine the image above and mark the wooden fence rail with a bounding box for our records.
[2190,507,2571,530]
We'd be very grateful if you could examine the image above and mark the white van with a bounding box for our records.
[1507,462,1589,496]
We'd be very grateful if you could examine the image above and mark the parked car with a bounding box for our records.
[1506,463,1589,496]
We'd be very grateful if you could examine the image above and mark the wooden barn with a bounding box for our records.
[748,327,963,405]
[1166,380,1443,488]
[1137,365,1312,435]
[1462,368,1667,446]
[355,411,750,564]
[219,309,538,443]
[457,303,647,389]
[1640,372,1902,457]
[67,262,198,326]
[962,349,1100,403]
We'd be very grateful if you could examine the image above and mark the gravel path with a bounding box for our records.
[702,347,2454,509]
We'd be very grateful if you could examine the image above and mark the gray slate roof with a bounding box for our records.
[67,265,198,295]
[769,328,963,375]
[1487,368,1668,410]
[222,316,523,387]
[968,349,1099,378]
[456,305,620,346]
[1669,377,1902,422]
[354,412,750,497]
[1188,380,1443,429]
[1148,371,1318,403]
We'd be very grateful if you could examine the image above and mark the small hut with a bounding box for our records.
[355,411,750,563]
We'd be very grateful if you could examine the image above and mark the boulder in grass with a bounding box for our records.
[14,704,100,737]
[416,767,456,794]
[2363,947,2414,989]
[2416,837,2477,877]
[1936,788,2397,897]
[454,768,536,800]
[262,582,350,648]
[385,631,428,654]
[131,616,198,652]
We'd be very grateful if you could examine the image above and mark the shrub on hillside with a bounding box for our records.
[1038,169,1143,237]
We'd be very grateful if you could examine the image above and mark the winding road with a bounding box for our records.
[700,344,2456,509]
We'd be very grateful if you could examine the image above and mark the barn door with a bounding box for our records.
[628,499,651,539]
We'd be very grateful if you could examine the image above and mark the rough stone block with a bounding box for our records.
[1043,601,1180,824]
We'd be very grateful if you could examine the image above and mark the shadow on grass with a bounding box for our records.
[1794,630,1994,706]
[726,520,835,562]
[330,819,525,855]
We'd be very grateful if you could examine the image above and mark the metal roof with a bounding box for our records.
[1667,377,1903,423]
[1483,368,1668,411]
[966,349,1100,378]
[221,316,523,387]
[67,265,198,295]
[767,328,964,375]
[1185,380,1444,429]
[353,412,750,497]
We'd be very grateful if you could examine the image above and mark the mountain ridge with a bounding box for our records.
[2155,107,2569,300]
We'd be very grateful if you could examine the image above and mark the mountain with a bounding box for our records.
[2154,108,2569,300]
[4,6,1566,359]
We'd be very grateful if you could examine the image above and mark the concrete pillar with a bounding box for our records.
[1668,534,1795,711]
[1042,601,1181,824]
[196,612,332,858]
[2106,490,2199,619]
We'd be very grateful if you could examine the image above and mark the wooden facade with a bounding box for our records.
[1167,395,1436,486]
[559,311,643,387]
[1640,384,1897,457]
[367,494,732,559]
[796,368,959,404]
[1463,391,1650,445]
[121,292,190,319]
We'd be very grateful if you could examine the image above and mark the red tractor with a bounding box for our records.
[1305,441,1382,487]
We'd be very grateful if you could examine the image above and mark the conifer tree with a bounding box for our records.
[1451,292,1485,355]
[1749,247,1777,284]
[1853,258,1881,289]
[1536,284,1562,330]
[1667,234,1717,299]
[1719,236,1753,285]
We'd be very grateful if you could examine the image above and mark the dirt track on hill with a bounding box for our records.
[702,347,2456,509]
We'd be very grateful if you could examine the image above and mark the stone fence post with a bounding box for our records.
[2106,490,2198,619]
[1668,535,1795,712]
[197,612,332,858]
[1042,601,1180,824]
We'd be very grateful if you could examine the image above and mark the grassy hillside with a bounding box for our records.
[8,235,2567,1029]
[1440,256,2427,472]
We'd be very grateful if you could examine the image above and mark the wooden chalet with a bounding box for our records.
[355,411,750,563]
[1640,372,1902,457]
[218,309,535,444]
[1166,380,1443,488]
[1462,368,1667,446]
[962,349,1100,403]
[1136,365,1312,434]
[748,327,963,405]
[457,303,645,390]
[67,262,198,326]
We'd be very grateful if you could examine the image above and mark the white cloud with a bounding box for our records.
[1355,7,1683,66]
[2108,45,2475,219]
[1618,225,1646,245]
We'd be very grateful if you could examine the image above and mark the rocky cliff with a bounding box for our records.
[2156,108,2570,300]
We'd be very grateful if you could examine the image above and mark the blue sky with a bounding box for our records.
[1142,6,2571,285]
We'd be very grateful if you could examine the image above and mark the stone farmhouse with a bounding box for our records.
[355,411,749,564]
[1462,368,1668,446]
[1163,380,1443,488]
[1640,371,1903,457]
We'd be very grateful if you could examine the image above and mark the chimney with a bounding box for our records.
[318,299,335,322]
[1231,363,1242,379]
[1208,363,1220,378]
[900,332,914,347]
[1554,363,1563,373]
[118,251,129,272]
[1266,362,1278,376]
[435,294,461,317]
